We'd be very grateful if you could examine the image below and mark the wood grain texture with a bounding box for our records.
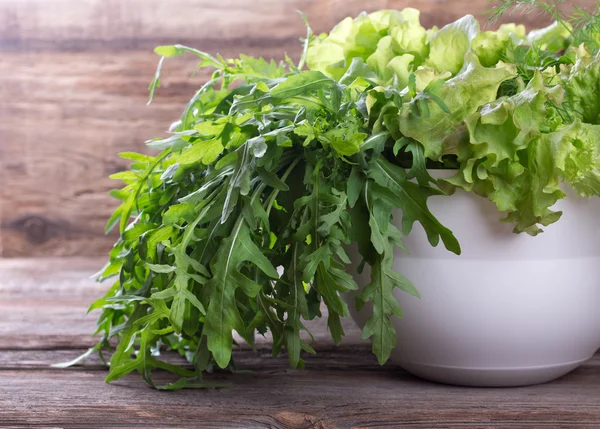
[1,0,597,257]
[0,257,361,349]
[4,367,600,429]
[2,258,600,428]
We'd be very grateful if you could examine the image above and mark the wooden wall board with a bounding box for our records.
[1,0,596,257]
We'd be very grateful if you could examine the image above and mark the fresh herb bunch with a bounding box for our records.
[75,3,600,389]
[489,0,600,51]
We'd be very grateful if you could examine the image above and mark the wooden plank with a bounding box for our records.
[0,0,579,52]
[0,257,106,348]
[0,345,381,370]
[0,257,361,349]
[2,363,600,428]
[2,258,600,428]
[2,0,596,257]
[0,51,215,258]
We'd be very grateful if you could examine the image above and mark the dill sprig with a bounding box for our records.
[487,0,566,25]
[488,0,600,53]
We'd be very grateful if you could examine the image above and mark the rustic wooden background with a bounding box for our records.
[1,0,594,258]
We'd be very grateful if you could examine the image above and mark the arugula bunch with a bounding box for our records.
[79,4,600,388]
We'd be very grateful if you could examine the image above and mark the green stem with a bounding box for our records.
[265,156,302,216]
[122,150,171,233]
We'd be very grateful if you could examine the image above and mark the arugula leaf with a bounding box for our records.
[270,70,334,98]
[369,158,461,254]
[357,248,417,365]
[357,179,421,365]
[205,219,278,368]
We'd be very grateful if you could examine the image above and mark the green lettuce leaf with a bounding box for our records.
[367,36,397,83]
[445,149,564,236]
[388,8,428,61]
[408,66,452,92]
[472,30,510,67]
[544,121,600,197]
[564,50,600,125]
[398,54,517,159]
[443,71,569,235]
[426,15,480,75]
[464,70,564,167]
[387,54,416,88]
[497,23,527,41]
[526,21,571,51]
[307,8,428,82]
[307,13,383,80]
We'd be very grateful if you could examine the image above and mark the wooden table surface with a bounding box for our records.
[2,258,600,429]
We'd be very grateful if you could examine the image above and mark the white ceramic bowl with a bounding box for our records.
[346,174,600,387]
